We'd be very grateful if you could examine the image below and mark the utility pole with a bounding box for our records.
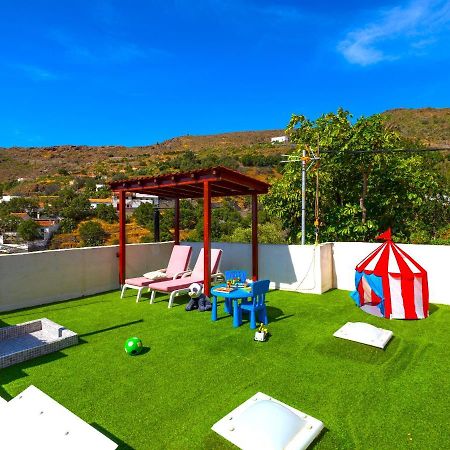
[301,146,307,245]
[282,145,320,245]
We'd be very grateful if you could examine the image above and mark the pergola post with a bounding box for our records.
[203,181,211,296]
[118,190,126,285]
[251,192,258,281]
[174,198,180,245]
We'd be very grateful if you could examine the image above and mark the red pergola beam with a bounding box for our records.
[110,167,270,288]
[118,190,126,285]
[203,181,211,296]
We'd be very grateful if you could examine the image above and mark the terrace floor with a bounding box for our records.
[0,289,449,449]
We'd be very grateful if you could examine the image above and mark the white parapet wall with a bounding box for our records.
[0,240,448,312]
[332,242,450,305]
[0,242,173,312]
[184,242,334,294]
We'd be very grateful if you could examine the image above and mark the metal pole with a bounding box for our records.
[301,147,306,245]
[174,198,180,245]
[153,207,160,242]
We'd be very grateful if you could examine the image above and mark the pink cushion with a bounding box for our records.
[191,248,223,278]
[125,277,166,287]
[149,276,203,292]
[165,245,192,277]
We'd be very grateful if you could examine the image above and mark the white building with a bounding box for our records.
[0,195,19,203]
[89,198,113,209]
[271,136,289,144]
[112,193,159,211]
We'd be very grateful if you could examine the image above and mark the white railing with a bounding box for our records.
[0,240,448,312]
[0,242,173,312]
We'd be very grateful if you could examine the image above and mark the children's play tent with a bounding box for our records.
[350,229,429,319]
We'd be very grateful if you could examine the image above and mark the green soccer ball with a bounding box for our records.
[124,337,143,355]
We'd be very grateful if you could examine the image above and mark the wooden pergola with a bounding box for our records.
[109,166,270,295]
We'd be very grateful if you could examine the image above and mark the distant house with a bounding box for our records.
[10,212,32,221]
[112,193,159,212]
[0,195,19,203]
[271,136,289,144]
[34,219,60,240]
[89,198,113,209]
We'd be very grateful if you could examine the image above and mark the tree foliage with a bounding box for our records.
[133,203,154,230]
[79,221,107,247]
[17,220,41,241]
[263,108,450,243]
[95,204,118,223]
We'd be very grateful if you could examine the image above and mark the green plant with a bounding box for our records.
[95,204,118,223]
[79,221,106,247]
[17,219,41,241]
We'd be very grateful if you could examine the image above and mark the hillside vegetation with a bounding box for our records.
[383,107,450,147]
[0,108,448,247]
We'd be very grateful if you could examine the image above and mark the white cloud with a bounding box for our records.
[338,0,450,66]
[11,64,59,81]
[48,30,169,65]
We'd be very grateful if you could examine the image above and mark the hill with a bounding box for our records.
[383,107,450,147]
[1,108,450,189]
[0,130,283,183]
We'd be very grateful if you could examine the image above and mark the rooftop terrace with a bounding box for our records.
[1,288,449,449]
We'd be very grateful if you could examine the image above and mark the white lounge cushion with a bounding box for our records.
[143,270,168,280]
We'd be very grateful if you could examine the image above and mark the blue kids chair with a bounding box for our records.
[239,279,270,329]
[224,270,247,283]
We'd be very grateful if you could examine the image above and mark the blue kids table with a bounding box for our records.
[210,283,252,327]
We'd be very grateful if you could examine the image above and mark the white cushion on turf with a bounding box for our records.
[333,322,393,349]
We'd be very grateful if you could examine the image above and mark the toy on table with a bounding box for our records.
[254,323,268,342]
[124,337,143,355]
[186,283,212,312]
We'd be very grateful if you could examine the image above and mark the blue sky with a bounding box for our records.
[1,0,449,147]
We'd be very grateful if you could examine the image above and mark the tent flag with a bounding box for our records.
[350,231,429,320]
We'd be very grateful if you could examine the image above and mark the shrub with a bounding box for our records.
[79,221,107,247]
[17,220,41,241]
[59,218,78,233]
[96,204,118,223]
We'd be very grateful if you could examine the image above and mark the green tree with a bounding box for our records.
[0,215,21,233]
[4,197,39,214]
[79,221,106,247]
[133,203,154,230]
[227,222,286,244]
[17,220,41,241]
[84,178,97,196]
[263,108,450,243]
[95,204,118,223]
[56,188,92,222]
[59,218,78,233]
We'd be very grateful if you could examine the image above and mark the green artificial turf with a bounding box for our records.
[1,289,449,449]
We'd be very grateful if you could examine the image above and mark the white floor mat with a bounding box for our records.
[334,322,393,349]
[212,392,323,450]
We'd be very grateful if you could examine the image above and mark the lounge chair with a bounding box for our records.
[120,245,192,302]
[148,248,224,308]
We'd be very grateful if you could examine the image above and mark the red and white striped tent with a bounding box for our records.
[350,229,429,319]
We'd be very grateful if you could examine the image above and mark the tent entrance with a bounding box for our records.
[351,273,385,317]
